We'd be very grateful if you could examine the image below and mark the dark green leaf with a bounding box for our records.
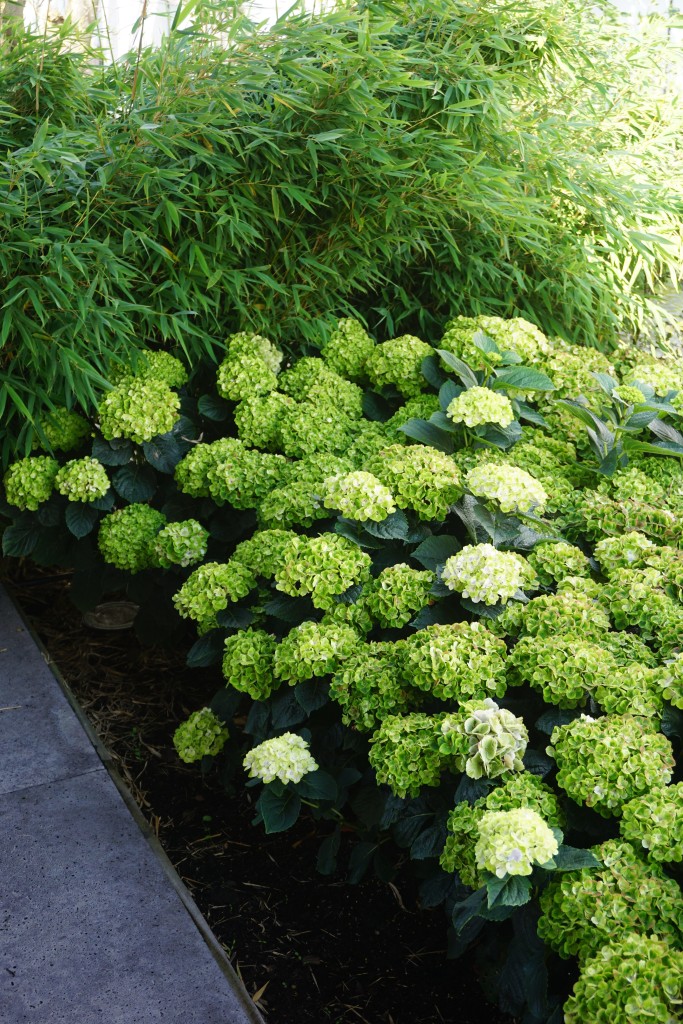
[112,463,157,503]
[438,379,461,411]
[216,607,256,629]
[294,679,330,713]
[295,770,338,802]
[419,871,458,909]
[348,841,378,884]
[334,519,385,549]
[411,534,461,570]
[399,418,455,454]
[492,366,555,392]
[258,787,302,834]
[362,391,393,421]
[92,437,134,466]
[649,418,683,445]
[197,393,231,421]
[551,846,600,872]
[421,354,447,389]
[186,630,225,668]
[451,888,487,932]
[65,502,99,538]
[270,690,308,729]
[263,594,317,622]
[591,371,617,394]
[2,518,40,557]
[523,749,555,777]
[485,873,532,909]
[142,435,184,474]
[661,704,683,741]
[363,509,410,541]
[535,708,582,734]
[316,829,341,875]
[472,330,499,355]
[477,420,523,449]
[514,401,548,427]
[410,824,447,861]
[435,349,479,388]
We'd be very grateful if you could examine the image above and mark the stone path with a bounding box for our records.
[0,585,263,1024]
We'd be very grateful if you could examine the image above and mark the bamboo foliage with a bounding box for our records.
[0,0,682,462]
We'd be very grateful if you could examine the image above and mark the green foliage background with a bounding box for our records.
[0,0,682,461]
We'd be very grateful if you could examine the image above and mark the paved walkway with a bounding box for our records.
[0,585,263,1024]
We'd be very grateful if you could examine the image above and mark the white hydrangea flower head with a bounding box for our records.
[323,470,396,522]
[243,733,319,785]
[460,698,528,779]
[466,463,548,514]
[442,544,524,605]
[475,807,559,878]
[446,387,514,429]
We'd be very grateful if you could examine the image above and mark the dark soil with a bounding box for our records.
[5,569,516,1024]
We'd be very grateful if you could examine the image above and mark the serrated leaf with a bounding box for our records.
[476,420,523,449]
[410,823,447,861]
[649,418,683,445]
[451,888,487,932]
[348,840,378,884]
[263,593,317,622]
[65,502,99,538]
[492,366,555,392]
[435,349,479,388]
[399,418,455,454]
[112,463,157,503]
[514,401,548,427]
[472,329,499,355]
[294,679,330,713]
[334,518,385,549]
[295,769,337,802]
[316,830,341,875]
[411,534,461,570]
[258,787,301,834]
[92,436,134,466]
[197,393,230,421]
[485,873,531,908]
[142,434,184,474]
[438,379,461,410]
[591,371,618,395]
[551,846,601,872]
[186,630,225,668]
[270,689,308,729]
[2,518,40,557]
[362,509,410,541]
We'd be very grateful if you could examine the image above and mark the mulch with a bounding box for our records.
[5,566,516,1024]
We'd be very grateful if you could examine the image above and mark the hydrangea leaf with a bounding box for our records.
[257,787,302,834]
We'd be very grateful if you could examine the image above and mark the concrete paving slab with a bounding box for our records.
[0,770,258,1023]
[0,587,101,795]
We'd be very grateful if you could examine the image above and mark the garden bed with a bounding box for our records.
[6,567,517,1024]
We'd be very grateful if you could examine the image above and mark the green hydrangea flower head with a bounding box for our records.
[440,800,482,886]
[364,444,463,520]
[594,661,664,718]
[258,481,329,530]
[231,529,299,579]
[564,933,683,1024]
[3,456,59,510]
[383,394,441,439]
[244,733,318,785]
[440,315,550,366]
[509,635,616,709]
[329,641,418,731]
[54,457,110,503]
[174,438,245,498]
[233,392,295,450]
[368,713,448,798]
[442,544,525,605]
[538,838,683,960]
[322,318,375,380]
[620,783,683,863]
[226,331,283,374]
[548,714,674,816]
[323,470,396,522]
[403,622,508,700]
[98,504,167,573]
[605,466,665,504]
[446,387,514,429]
[612,384,647,405]
[273,621,359,683]
[466,463,548,514]
[207,448,291,509]
[596,629,657,667]
[216,352,278,402]
[278,357,337,400]
[153,519,208,568]
[99,377,180,444]
[485,771,564,828]
[274,534,372,610]
[222,628,279,701]
[139,351,189,388]
[173,707,229,763]
[541,344,614,399]
[288,453,355,489]
[475,807,559,878]
[365,334,432,397]
[320,595,375,636]
[440,698,528,779]
[628,360,683,397]
[34,408,90,452]
[593,531,657,575]
[345,422,392,466]
[508,591,611,642]
[577,491,680,547]
[172,560,256,633]
[526,542,590,587]
[603,567,683,654]
[278,402,354,458]
[363,563,434,628]
[657,656,683,709]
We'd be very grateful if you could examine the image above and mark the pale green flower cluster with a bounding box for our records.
[439,698,528,780]
[233,392,295,450]
[98,504,167,573]
[403,622,508,701]
[526,542,590,587]
[222,629,279,701]
[364,444,463,520]
[363,564,434,628]
[329,642,415,731]
[243,732,318,785]
[440,315,550,366]
[273,622,358,683]
[257,481,328,529]
[466,463,548,514]
[593,661,664,718]
[620,784,683,863]
[658,656,683,710]
[225,331,283,374]
[3,456,59,510]
[173,560,256,633]
[540,345,612,399]
[446,387,514,429]
[207,446,290,509]
[174,438,245,497]
[564,933,683,1024]
[231,529,298,579]
[576,491,679,547]
[604,567,683,655]
[216,352,278,402]
[365,334,432,397]
[35,408,90,452]
[99,378,180,444]
[322,318,375,380]
[173,707,229,763]
[278,403,354,459]
[383,394,440,438]
[440,773,563,887]
[368,713,447,798]
[274,534,371,610]
[442,544,525,605]
[594,531,657,574]
[493,589,610,642]
[548,715,674,816]
[153,519,208,568]
[509,636,615,709]
[323,471,396,522]
[538,839,683,961]
[475,807,558,878]
[612,384,647,405]
[54,457,109,503]
[110,351,189,388]
[628,360,683,396]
